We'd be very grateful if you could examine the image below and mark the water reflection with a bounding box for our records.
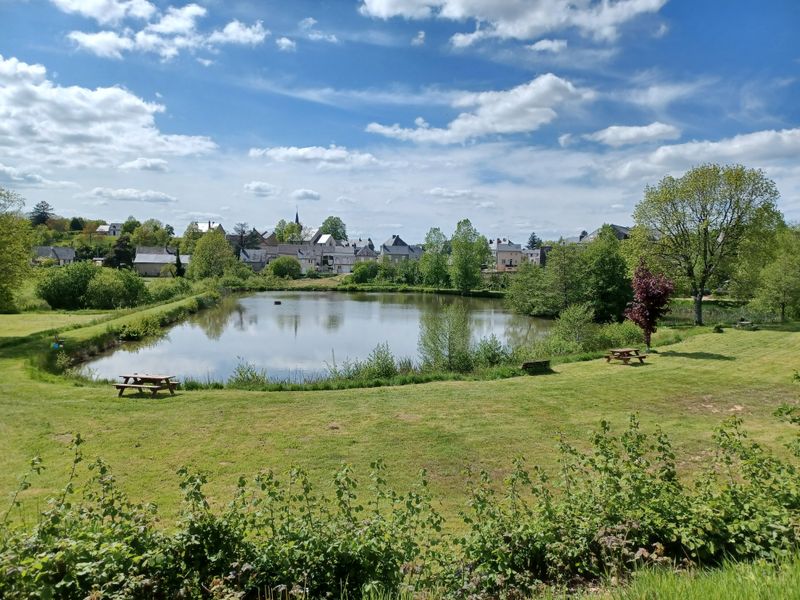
[83,291,551,382]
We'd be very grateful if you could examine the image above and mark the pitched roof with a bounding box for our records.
[134,253,191,264]
[383,234,408,247]
[33,246,75,260]
[240,248,270,262]
[580,224,632,243]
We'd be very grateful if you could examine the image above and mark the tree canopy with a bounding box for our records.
[0,187,32,311]
[319,216,347,241]
[449,219,490,293]
[633,163,781,325]
[187,230,236,279]
[419,227,450,287]
[29,201,54,226]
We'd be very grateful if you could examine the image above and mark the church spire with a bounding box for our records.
[294,206,300,225]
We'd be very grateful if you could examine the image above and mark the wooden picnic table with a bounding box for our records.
[605,348,648,365]
[116,373,177,397]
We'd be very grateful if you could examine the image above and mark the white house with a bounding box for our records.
[95,223,122,236]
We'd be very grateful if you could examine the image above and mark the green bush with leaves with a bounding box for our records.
[84,268,150,309]
[269,256,302,279]
[351,260,379,283]
[35,261,100,309]
[148,277,192,303]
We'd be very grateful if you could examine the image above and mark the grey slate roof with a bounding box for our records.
[134,253,191,264]
[33,246,75,261]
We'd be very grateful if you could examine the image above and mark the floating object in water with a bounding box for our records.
[274,300,282,305]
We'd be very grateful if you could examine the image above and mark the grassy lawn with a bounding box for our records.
[0,312,110,338]
[1,306,798,526]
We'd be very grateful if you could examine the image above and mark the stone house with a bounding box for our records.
[32,246,76,266]
[488,238,523,272]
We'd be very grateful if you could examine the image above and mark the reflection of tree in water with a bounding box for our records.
[190,296,242,340]
[504,313,551,349]
[274,313,301,338]
[325,312,342,331]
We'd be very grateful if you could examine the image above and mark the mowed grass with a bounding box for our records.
[0,312,110,338]
[1,309,798,525]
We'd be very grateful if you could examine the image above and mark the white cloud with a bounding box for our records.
[366,73,592,144]
[85,187,177,203]
[146,4,206,35]
[276,37,297,52]
[50,0,155,25]
[291,188,321,201]
[359,0,668,44]
[307,31,338,43]
[249,145,382,169]
[612,128,800,180]
[585,121,681,147]
[0,162,74,187]
[426,187,482,200]
[244,181,281,197]
[411,30,426,45]
[67,30,134,59]
[528,38,567,53]
[196,57,214,66]
[0,54,216,168]
[558,133,573,147]
[298,17,318,30]
[118,157,169,171]
[623,79,708,111]
[336,195,357,204]
[208,20,269,45]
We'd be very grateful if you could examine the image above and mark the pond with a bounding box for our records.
[82,291,552,383]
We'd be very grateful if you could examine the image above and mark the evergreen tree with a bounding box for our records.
[29,201,54,226]
[526,231,542,250]
[104,234,136,269]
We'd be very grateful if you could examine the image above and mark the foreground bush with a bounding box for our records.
[270,256,302,279]
[84,268,150,309]
[35,261,100,309]
[36,263,153,310]
[2,413,800,598]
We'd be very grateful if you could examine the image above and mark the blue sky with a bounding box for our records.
[1,0,798,242]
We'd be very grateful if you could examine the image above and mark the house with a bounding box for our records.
[195,221,225,234]
[32,246,76,266]
[522,247,547,267]
[95,222,122,236]
[239,248,271,272]
[580,224,631,243]
[134,251,191,277]
[379,235,423,262]
[277,243,322,274]
[316,234,359,274]
[488,238,523,272]
[353,238,378,263]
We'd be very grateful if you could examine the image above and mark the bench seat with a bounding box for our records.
[115,383,165,397]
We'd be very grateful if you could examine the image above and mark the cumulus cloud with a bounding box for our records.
[359,0,668,44]
[366,73,592,144]
[528,38,567,53]
[276,37,297,52]
[118,157,169,171]
[249,145,382,169]
[50,0,155,25]
[208,20,269,45]
[244,181,281,197]
[0,162,74,187]
[291,189,321,201]
[612,128,800,180]
[66,4,268,60]
[0,54,216,168]
[411,30,426,45]
[584,121,681,147]
[85,187,177,203]
[297,16,338,43]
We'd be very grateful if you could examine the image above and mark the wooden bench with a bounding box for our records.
[521,360,552,375]
[115,383,164,397]
[605,353,648,364]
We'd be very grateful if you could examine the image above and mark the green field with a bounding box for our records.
[0,312,110,338]
[1,299,798,526]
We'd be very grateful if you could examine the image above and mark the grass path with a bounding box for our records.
[1,313,798,525]
[0,312,110,338]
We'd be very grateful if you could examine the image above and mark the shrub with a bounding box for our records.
[36,261,100,309]
[84,268,150,309]
[362,342,398,379]
[227,358,269,389]
[473,334,509,367]
[269,256,302,279]
[148,277,192,303]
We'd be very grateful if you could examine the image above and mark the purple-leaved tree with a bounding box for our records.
[625,261,674,351]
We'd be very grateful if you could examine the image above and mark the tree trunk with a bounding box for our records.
[644,330,651,352]
[693,292,704,326]
[781,302,786,322]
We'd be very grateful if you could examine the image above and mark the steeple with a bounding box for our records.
[294,206,300,225]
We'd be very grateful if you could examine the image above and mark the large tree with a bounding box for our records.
[634,164,781,324]
[0,188,32,311]
[751,227,800,322]
[419,227,450,287]
[104,234,136,269]
[181,222,203,254]
[526,231,542,250]
[29,200,54,226]
[131,219,171,247]
[231,222,262,258]
[319,216,347,241]
[449,219,490,293]
[582,225,632,322]
[187,229,236,279]
[121,216,140,235]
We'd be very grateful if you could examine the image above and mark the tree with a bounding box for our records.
[131,219,171,247]
[449,219,491,293]
[418,302,473,372]
[104,234,136,269]
[351,261,378,283]
[174,243,186,278]
[283,222,304,243]
[624,261,674,351]
[121,216,140,235]
[273,219,289,242]
[634,164,781,325]
[583,225,632,322]
[29,201,54,226]
[269,256,302,279]
[187,230,236,279]
[0,188,32,311]
[526,231,542,250]
[69,216,85,231]
[751,228,800,321]
[419,227,450,287]
[541,241,588,313]
[232,222,262,258]
[319,216,347,241]
[181,222,203,254]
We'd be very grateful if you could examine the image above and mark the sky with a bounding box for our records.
[0,0,798,242]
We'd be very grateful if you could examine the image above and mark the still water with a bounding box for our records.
[83,291,551,382]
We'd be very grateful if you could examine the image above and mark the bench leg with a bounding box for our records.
[118,387,124,397]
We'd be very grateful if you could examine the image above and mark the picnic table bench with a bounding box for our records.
[605,348,648,365]
[116,373,178,397]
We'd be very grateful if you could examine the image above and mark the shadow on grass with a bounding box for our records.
[659,351,735,361]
